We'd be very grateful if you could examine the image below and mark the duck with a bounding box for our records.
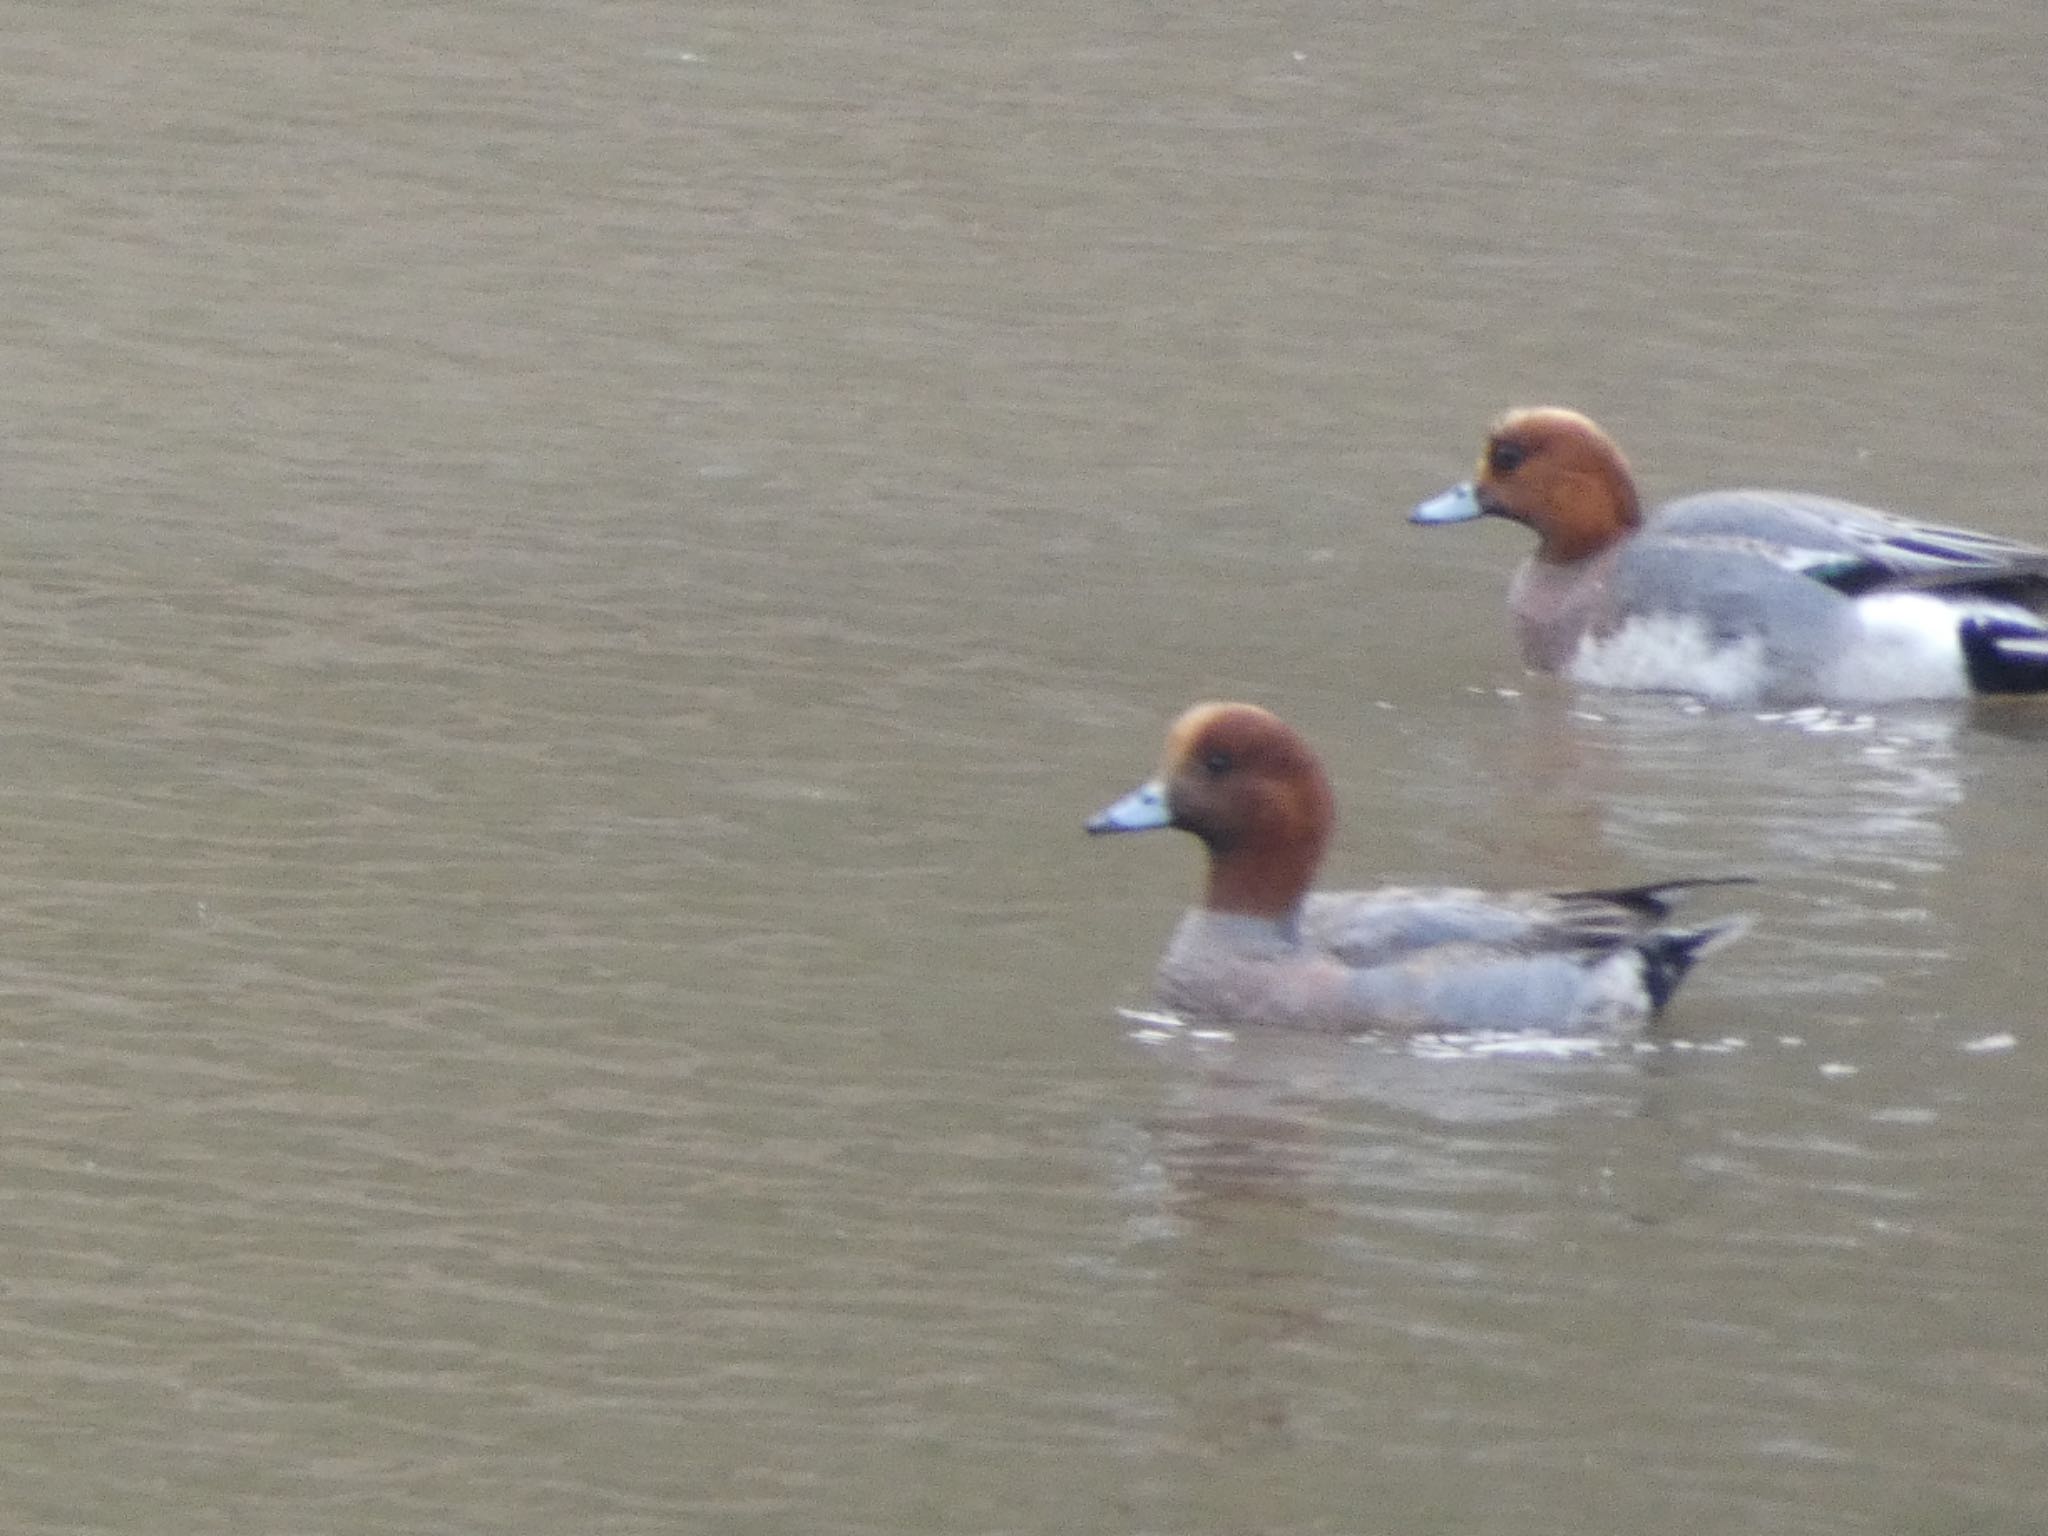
[1087,701,1748,1033]
[1411,407,2048,705]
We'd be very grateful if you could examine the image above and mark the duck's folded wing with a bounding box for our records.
[1305,878,1752,970]
[1652,490,2048,600]
[1304,886,1669,968]
[1302,889,1533,966]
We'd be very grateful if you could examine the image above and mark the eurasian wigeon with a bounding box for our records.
[1412,407,2048,704]
[1088,702,1748,1033]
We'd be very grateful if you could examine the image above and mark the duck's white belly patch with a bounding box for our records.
[1818,593,1970,701]
[1567,594,2004,703]
[1568,615,1768,703]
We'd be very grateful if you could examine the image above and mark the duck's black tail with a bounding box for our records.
[1960,616,2048,694]
[1636,917,1752,1014]
[1558,874,1757,922]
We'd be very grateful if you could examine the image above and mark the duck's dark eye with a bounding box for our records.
[1203,751,1233,776]
[1487,440,1527,475]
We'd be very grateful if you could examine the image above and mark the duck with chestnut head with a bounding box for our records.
[1089,702,1747,1033]
[1413,408,2048,704]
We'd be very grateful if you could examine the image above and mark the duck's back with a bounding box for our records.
[1650,489,1896,553]
[1651,489,2048,601]
[1299,886,1572,966]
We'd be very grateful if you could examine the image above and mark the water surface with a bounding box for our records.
[1,1,2046,1531]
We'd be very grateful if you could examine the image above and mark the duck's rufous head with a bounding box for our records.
[1412,407,1642,565]
[1088,702,1335,920]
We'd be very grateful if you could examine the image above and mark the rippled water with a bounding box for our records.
[2,0,2046,1531]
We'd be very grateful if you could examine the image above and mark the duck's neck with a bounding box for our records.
[1203,837,1320,923]
[1531,474,1641,566]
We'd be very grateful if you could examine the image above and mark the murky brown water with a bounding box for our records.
[2,0,2046,1530]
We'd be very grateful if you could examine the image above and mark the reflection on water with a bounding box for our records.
[1103,942,2044,1529]
[1458,689,1968,1017]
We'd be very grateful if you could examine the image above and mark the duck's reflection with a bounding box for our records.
[1103,1028,1703,1511]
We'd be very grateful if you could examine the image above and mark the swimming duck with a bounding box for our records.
[1088,702,1747,1032]
[1412,407,2048,704]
